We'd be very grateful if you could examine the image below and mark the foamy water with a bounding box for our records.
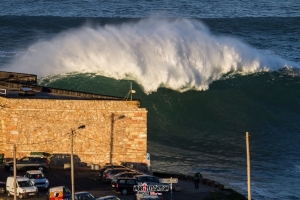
[3,19,296,94]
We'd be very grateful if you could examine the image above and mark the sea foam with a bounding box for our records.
[3,18,295,94]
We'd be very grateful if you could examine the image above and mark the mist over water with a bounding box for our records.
[3,18,296,94]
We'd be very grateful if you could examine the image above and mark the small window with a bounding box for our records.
[119,180,125,184]
[127,180,135,185]
[30,158,39,163]
[139,177,147,182]
[148,177,159,183]
[19,157,30,162]
[64,187,71,194]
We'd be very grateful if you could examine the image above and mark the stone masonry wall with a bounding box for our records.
[0,97,148,167]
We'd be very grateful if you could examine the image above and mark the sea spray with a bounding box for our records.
[3,18,294,94]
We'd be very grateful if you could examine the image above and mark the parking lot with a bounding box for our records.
[0,165,135,200]
[0,164,219,200]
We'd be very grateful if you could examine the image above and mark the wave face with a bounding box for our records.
[1,3,300,199]
[39,71,300,199]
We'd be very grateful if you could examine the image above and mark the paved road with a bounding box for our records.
[0,165,135,200]
[0,165,218,200]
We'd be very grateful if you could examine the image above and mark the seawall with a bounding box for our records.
[0,96,148,167]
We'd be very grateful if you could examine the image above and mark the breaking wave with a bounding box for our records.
[3,18,298,94]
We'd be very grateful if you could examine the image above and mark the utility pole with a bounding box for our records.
[13,144,16,200]
[70,125,85,200]
[130,82,133,100]
[110,114,114,164]
[70,129,75,200]
[246,132,251,200]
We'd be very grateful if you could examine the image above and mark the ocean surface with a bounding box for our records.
[1,1,300,199]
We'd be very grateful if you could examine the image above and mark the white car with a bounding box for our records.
[6,176,38,198]
[24,170,49,190]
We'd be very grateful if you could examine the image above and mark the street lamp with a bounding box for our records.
[70,125,85,200]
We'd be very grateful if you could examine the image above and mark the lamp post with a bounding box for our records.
[110,114,125,164]
[70,125,85,200]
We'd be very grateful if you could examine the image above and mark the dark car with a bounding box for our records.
[134,175,169,192]
[113,170,143,179]
[0,181,6,194]
[111,171,143,188]
[134,175,165,186]
[102,168,132,182]
[114,177,138,195]
[99,164,127,178]
[4,156,51,172]
[97,195,121,200]
[134,193,164,200]
[29,152,51,157]
[73,191,98,200]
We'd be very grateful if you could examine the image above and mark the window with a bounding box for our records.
[138,177,147,182]
[18,157,29,163]
[148,177,159,183]
[31,173,44,179]
[18,180,32,187]
[64,187,71,194]
[127,180,135,185]
[119,180,125,184]
[30,158,39,163]
[38,158,47,163]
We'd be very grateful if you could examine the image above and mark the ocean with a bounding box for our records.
[1,1,300,199]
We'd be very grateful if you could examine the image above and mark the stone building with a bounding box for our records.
[0,71,148,168]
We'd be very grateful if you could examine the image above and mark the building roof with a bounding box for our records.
[0,71,133,101]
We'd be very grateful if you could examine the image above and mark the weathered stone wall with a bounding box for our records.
[0,97,148,167]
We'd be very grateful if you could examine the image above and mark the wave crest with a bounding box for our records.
[4,18,297,94]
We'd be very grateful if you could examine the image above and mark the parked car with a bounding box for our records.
[111,171,143,188]
[113,170,143,179]
[6,176,38,198]
[97,195,121,200]
[73,191,97,200]
[45,186,71,200]
[4,156,51,172]
[29,152,51,157]
[24,170,49,190]
[98,165,127,178]
[134,193,164,200]
[0,181,6,194]
[102,168,132,182]
[134,175,169,187]
[113,177,138,195]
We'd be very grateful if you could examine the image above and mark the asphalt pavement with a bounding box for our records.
[0,164,222,200]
